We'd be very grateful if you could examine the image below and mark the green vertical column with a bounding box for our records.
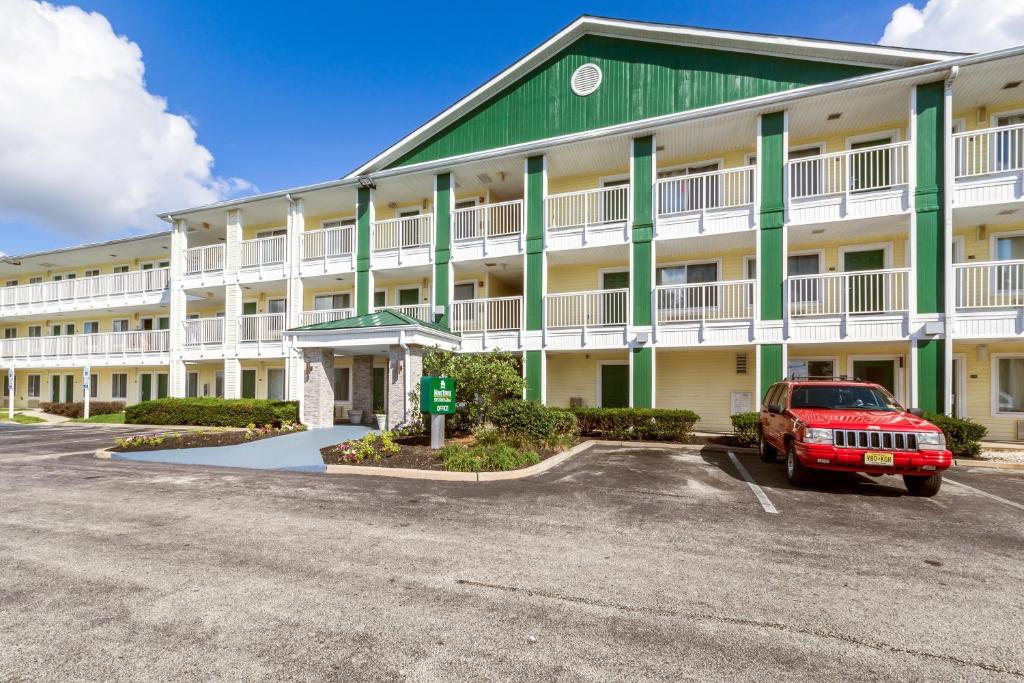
[355,186,372,316]
[759,112,786,398]
[434,173,452,328]
[914,81,946,413]
[524,155,545,402]
[631,135,654,408]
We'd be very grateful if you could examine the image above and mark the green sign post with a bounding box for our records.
[420,376,456,448]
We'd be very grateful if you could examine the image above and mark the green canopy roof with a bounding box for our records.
[288,309,452,335]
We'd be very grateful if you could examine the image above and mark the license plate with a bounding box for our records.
[864,451,894,466]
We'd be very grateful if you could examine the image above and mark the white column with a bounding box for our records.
[82,366,90,419]
[7,367,14,419]
[224,209,243,399]
[286,199,305,401]
[168,218,189,396]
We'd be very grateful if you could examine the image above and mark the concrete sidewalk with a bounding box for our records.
[111,425,373,472]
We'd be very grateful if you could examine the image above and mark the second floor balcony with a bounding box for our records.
[953,123,1024,208]
[373,303,433,323]
[787,268,910,341]
[300,225,355,276]
[544,288,628,348]
[545,185,630,251]
[0,330,170,367]
[372,215,433,269]
[451,200,523,261]
[0,268,169,318]
[954,259,1024,338]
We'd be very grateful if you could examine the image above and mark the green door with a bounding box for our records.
[850,137,892,192]
[600,364,629,408]
[140,374,152,402]
[374,291,386,308]
[157,373,169,399]
[853,360,896,396]
[51,376,61,403]
[844,249,886,314]
[372,367,386,413]
[241,370,257,399]
[158,317,170,331]
[398,288,419,306]
[64,375,74,402]
[601,271,629,325]
[242,301,258,315]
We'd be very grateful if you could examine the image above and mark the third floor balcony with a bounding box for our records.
[0,268,169,318]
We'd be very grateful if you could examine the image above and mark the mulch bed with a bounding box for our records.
[320,434,568,470]
[111,428,298,453]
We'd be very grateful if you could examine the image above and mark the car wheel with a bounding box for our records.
[786,442,813,487]
[759,430,777,463]
[903,473,942,497]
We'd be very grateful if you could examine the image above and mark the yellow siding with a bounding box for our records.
[787,342,910,401]
[789,122,909,155]
[11,366,163,408]
[789,233,909,271]
[956,341,1024,442]
[547,260,628,294]
[546,350,628,408]
[656,348,756,432]
[657,147,753,172]
[954,100,1024,133]
[954,222,1024,261]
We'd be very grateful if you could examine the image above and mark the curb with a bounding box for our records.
[954,458,1024,471]
[95,448,113,460]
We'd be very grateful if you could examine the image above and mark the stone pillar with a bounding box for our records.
[351,354,374,424]
[387,344,425,430]
[301,348,335,429]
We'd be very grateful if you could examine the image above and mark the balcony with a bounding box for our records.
[0,268,168,318]
[652,280,755,346]
[545,185,630,251]
[786,268,910,341]
[544,288,628,348]
[239,235,288,282]
[953,123,1024,208]
[237,313,285,357]
[655,166,756,240]
[372,215,433,269]
[450,296,523,351]
[299,308,355,326]
[183,244,225,285]
[786,142,910,225]
[451,200,523,261]
[953,260,1024,338]
[0,330,170,368]
[373,304,433,323]
[300,226,355,276]
[184,317,225,346]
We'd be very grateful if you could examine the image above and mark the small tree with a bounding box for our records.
[419,348,526,432]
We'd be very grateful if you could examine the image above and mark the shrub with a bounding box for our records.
[40,401,124,418]
[730,412,760,447]
[417,349,526,432]
[125,398,299,427]
[490,399,579,449]
[439,443,540,472]
[572,407,700,443]
[924,413,988,458]
[331,431,400,464]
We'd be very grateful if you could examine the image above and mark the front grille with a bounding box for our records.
[833,429,918,451]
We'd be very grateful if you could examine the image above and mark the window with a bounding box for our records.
[2,377,8,398]
[788,253,822,306]
[27,326,41,338]
[267,298,287,314]
[267,368,285,401]
[398,288,419,306]
[994,235,1024,295]
[314,293,350,310]
[112,319,129,332]
[453,283,475,301]
[995,234,1024,261]
[112,265,130,274]
[256,228,287,239]
[111,373,128,400]
[3,328,15,339]
[995,113,1024,171]
[333,367,351,402]
[996,357,1024,413]
[788,145,824,198]
[656,162,721,213]
[28,276,42,284]
[215,371,224,399]
[84,269,100,278]
[322,218,355,229]
[5,279,17,287]
[656,262,719,309]
[83,321,99,334]
[788,359,836,380]
[374,290,387,308]
[849,136,894,192]
[158,260,170,269]
[27,375,40,398]
[600,177,629,222]
[187,373,199,398]
[90,376,99,399]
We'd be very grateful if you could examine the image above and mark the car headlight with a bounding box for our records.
[801,427,833,445]
[917,431,946,450]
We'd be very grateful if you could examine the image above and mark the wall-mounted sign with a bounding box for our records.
[420,376,456,415]
[730,391,753,415]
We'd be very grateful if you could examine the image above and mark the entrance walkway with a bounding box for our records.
[111,425,373,473]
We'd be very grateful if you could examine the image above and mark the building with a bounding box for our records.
[2,16,1023,439]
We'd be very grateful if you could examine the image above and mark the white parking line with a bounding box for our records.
[945,478,1024,512]
[728,451,778,514]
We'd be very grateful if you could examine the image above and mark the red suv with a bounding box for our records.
[759,378,952,496]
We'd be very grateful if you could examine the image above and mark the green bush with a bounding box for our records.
[40,401,124,418]
[730,412,760,447]
[490,399,579,448]
[924,413,988,458]
[418,348,526,432]
[439,443,540,472]
[572,407,700,443]
[125,398,299,427]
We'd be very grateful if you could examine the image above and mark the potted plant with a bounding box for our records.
[347,409,363,425]
[375,412,387,430]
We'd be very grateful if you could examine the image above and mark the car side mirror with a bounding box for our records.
[908,408,924,417]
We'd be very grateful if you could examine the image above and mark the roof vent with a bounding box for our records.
[570,63,603,97]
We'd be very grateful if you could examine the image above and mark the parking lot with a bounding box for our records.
[0,436,1021,680]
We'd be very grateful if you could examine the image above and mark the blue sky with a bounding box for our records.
[0,0,936,254]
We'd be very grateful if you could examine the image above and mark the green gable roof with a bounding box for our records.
[289,309,452,335]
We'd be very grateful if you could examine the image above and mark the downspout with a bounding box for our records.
[398,329,410,428]
[943,66,959,415]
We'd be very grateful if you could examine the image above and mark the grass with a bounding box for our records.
[0,412,47,424]
[71,412,126,424]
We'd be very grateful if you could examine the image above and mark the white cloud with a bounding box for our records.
[880,0,1024,53]
[0,0,253,239]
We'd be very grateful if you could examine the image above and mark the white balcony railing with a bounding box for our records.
[788,269,910,316]
[953,123,1024,179]
[238,313,285,342]
[787,142,910,200]
[0,330,169,360]
[373,304,433,323]
[303,226,354,261]
[656,166,755,217]
[299,308,355,326]
[0,268,169,310]
[240,235,287,269]
[184,244,225,275]
[545,289,628,328]
[373,215,432,252]
[546,185,630,233]
[955,260,1024,310]
[452,200,523,241]
[655,280,755,323]
[449,297,523,333]
[183,317,225,346]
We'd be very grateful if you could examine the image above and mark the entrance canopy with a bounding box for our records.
[283,310,461,354]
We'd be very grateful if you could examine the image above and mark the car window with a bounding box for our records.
[791,385,902,411]
[763,384,781,408]
[774,384,789,410]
